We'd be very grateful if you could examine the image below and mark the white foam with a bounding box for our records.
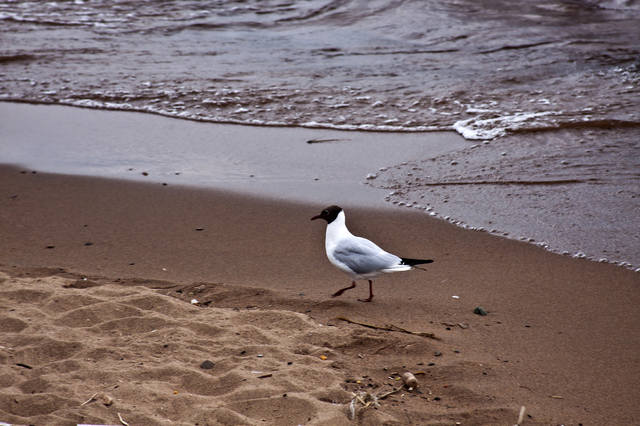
[452,111,559,140]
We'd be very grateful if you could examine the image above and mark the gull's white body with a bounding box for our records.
[324,210,412,279]
[312,205,432,302]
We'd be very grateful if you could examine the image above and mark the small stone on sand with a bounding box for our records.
[200,360,215,369]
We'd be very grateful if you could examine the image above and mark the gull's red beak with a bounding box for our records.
[310,214,322,221]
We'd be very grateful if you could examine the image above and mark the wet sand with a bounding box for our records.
[371,127,640,269]
[1,165,639,425]
[0,101,468,206]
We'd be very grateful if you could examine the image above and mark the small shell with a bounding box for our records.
[401,372,418,389]
[98,392,113,406]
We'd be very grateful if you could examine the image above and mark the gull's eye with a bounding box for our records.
[323,210,329,215]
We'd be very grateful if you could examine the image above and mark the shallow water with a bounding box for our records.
[0,102,467,206]
[1,1,639,269]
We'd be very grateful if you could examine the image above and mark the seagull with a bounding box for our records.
[311,205,433,302]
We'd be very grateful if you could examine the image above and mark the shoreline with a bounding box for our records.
[370,125,640,271]
[0,101,467,208]
[2,101,639,270]
[1,165,639,424]
[0,98,452,134]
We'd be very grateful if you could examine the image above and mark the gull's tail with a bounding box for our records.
[400,258,434,267]
[382,258,434,274]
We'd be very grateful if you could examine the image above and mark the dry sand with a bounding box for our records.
[1,165,639,425]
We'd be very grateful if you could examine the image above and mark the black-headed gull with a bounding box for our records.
[311,205,433,302]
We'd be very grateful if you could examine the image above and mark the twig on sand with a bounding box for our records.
[348,397,357,420]
[378,387,402,400]
[348,387,404,419]
[306,138,351,144]
[348,391,380,420]
[80,392,113,407]
[16,362,33,369]
[516,405,526,425]
[336,316,440,340]
[80,393,98,406]
[118,412,130,426]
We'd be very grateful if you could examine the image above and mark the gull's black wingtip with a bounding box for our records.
[400,258,434,266]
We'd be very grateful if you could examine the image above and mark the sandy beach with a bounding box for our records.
[2,1,639,424]
[1,164,638,425]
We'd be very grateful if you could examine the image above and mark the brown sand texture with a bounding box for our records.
[0,268,523,425]
[1,166,639,425]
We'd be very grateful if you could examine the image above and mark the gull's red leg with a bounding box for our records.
[358,280,374,302]
[332,281,356,298]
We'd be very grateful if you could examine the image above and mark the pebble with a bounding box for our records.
[473,306,488,316]
[434,351,442,357]
[200,360,215,369]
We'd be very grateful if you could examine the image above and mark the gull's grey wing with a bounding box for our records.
[332,236,400,275]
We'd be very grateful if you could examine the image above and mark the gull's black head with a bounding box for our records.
[311,205,343,223]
